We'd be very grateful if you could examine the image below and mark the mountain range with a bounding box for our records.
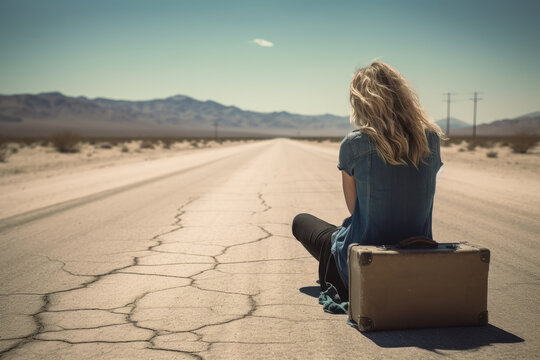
[0,92,352,137]
[435,117,470,131]
[0,92,538,137]
[448,111,540,136]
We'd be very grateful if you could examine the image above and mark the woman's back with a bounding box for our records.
[331,129,442,285]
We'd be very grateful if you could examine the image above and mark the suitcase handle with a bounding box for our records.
[396,236,438,249]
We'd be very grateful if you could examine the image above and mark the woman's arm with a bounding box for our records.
[341,170,356,215]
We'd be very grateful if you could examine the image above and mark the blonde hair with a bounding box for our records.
[349,61,445,168]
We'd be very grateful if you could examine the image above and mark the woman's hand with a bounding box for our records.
[341,170,356,215]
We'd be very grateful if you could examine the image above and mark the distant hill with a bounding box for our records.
[451,112,540,136]
[0,92,352,137]
[1,92,537,137]
[520,111,540,118]
[435,117,469,132]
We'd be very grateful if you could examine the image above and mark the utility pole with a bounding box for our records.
[213,120,219,140]
[470,92,483,140]
[442,92,455,136]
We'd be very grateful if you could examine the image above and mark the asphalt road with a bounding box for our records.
[0,139,537,359]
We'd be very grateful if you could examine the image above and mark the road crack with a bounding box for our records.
[2,185,307,359]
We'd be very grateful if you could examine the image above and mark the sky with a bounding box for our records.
[0,0,539,125]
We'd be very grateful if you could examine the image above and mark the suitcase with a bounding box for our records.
[347,237,490,331]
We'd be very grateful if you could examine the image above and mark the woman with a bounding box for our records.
[292,61,445,302]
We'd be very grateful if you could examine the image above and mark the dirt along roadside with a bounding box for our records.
[0,139,261,221]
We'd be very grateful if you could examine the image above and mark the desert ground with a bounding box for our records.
[0,138,538,359]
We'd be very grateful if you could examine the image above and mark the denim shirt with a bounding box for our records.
[330,130,443,287]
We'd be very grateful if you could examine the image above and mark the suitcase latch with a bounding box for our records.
[359,252,373,266]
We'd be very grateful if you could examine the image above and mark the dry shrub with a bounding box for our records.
[458,148,466,152]
[509,133,539,154]
[121,145,129,153]
[0,146,10,162]
[466,141,477,151]
[445,135,539,153]
[140,140,155,149]
[100,142,113,149]
[50,131,82,153]
[486,151,498,158]
[161,138,174,149]
[440,139,451,147]
[447,137,463,146]
[190,141,199,148]
[478,140,495,149]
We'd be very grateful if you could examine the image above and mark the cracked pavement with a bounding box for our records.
[0,139,538,359]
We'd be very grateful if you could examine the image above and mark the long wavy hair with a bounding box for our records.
[349,61,445,168]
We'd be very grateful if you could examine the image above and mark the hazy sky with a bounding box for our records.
[1,0,538,124]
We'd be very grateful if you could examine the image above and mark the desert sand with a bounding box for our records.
[0,138,538,359]
[0,139,253,186]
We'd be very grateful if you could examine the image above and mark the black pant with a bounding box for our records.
[292,213,348,301]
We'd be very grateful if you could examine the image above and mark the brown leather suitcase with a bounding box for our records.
[347,237,490,331]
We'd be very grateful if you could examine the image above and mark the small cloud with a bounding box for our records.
[251,38,274,47]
